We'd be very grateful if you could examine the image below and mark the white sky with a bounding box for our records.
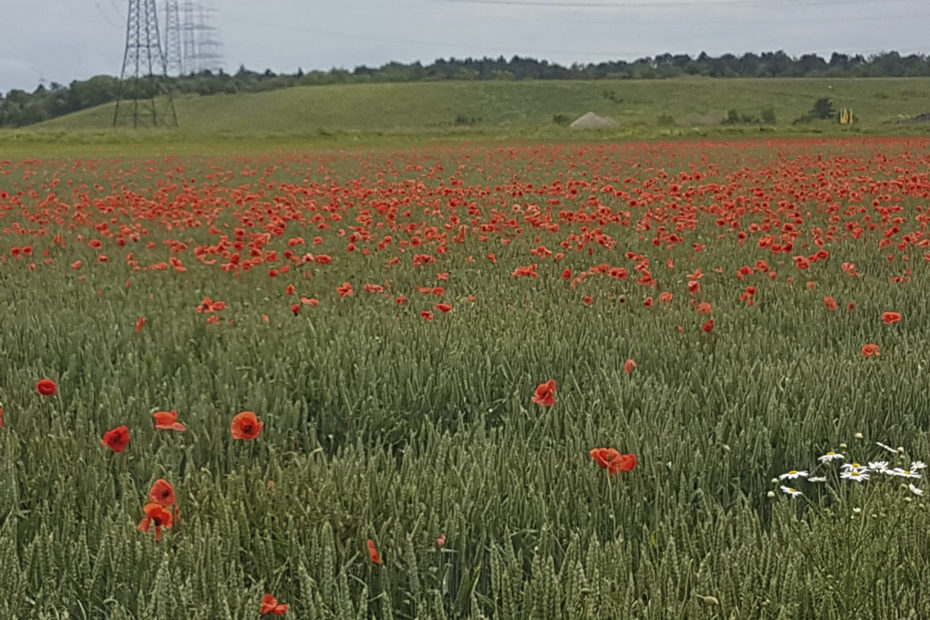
[3,0,929,93]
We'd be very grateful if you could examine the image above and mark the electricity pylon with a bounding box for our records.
[113,0,179,127]
[164,0,184,76]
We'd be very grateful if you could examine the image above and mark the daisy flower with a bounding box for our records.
[891,468,921,479]
[778,470,809,481]
[876,442,899,454]
[867,461,889,473]
[840,469,870,482]
[840,462,869,474]
[780,486,803,497]
[908,484,924,496]
[818,451,844,463]
[910,461,927,471]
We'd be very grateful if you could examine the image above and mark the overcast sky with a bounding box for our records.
[3,0,929,93]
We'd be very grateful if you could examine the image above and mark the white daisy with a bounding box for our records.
[868,461,889,472]
[778,470,809,480]
[892,468,922,479]
[818,451,845,463]
[876,442,899,454]
[841,469,870,482]
[780,486,803,497]
[808,476,828,483]
[908,484,924,496]
[840,462,868,473]
[911,461,927,471]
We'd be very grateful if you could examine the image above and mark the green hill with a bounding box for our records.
[11,77,930,152]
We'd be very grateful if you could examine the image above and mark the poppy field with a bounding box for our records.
[2,137,930,618]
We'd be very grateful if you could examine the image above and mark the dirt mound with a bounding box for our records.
[569,111,619,130]
[912,113,930,123]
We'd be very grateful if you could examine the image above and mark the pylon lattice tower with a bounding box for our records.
[113,0,178,127]
[164,0,184,76]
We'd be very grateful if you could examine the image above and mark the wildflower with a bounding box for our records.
[531,379,557,407]
[908,484,924,496]
[882,311,902,325]
[37,379,57,396]
[911,461,927,471]
[891,468,921,479]
[808,476,827,483]
[780,486,803,497]
[818,451,844,463]
[149,479,177,507]
[261,594,288,616]
[823,296,838,311]
[368,538,383,565]
[153,409,186,431]
[435,534,446,547]
[623,359,636,374]
[778,470,809,480]
[701,319,715,333]
[876,442,899,454]
[102,425,131,453]
[230,411,263,440]
[841,462,868,473]
[589,448,637,474]
[435,303,453,313]
[137,503,173,541]
[861,344,881,357]
[868,461,889,473]
[0,403,3,429]
[840,469,870,482]
[337,282,354,298]
[420,310,434,321]
[135,317,146,332]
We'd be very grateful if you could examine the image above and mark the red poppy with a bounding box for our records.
[368,538,383,565]
[589,448,637,475]
[261,593,289,616]
[291,303,301,316]
[0,404,4,429]
[149,479,177,507]
[823,296,838,311]
[153,409,186,431]
[531,379,557,407]
[231,411,263,440]
[435,534,446,547]
[102,425,131,453]
[862,343,881,358]
[420,311,434,321]
[37,379,57,396]
[701,320,715,333]
[435,303,453,313]
[624,359,637,374]
[137,503,173,541]
[882,311,902,325]
[337,282,354,298]
[135,317,146,332]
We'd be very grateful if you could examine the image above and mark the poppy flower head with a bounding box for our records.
[589,448,637,475]
[149,479,177,507]
[102,425,131,453]
[137,502,173,541]
[531,379,557,407]
[862,343,881,358]
[261,593,289,616]
[368,538,383,565]
[153,409,186,431]
[882,311,902,325]
[231,411,263,440]
[624,359,637,374]
[37,379,57,396]
[0,403,4,429]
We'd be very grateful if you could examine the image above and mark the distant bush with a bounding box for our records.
[552,114,570,126]
[657,113,675,126]
[761,106,776,124]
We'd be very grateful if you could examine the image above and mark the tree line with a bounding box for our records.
[2,50,929,128]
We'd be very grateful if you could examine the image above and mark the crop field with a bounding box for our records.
[2,137,930,618]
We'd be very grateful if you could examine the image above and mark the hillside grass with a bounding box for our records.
[5,77,930,158]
